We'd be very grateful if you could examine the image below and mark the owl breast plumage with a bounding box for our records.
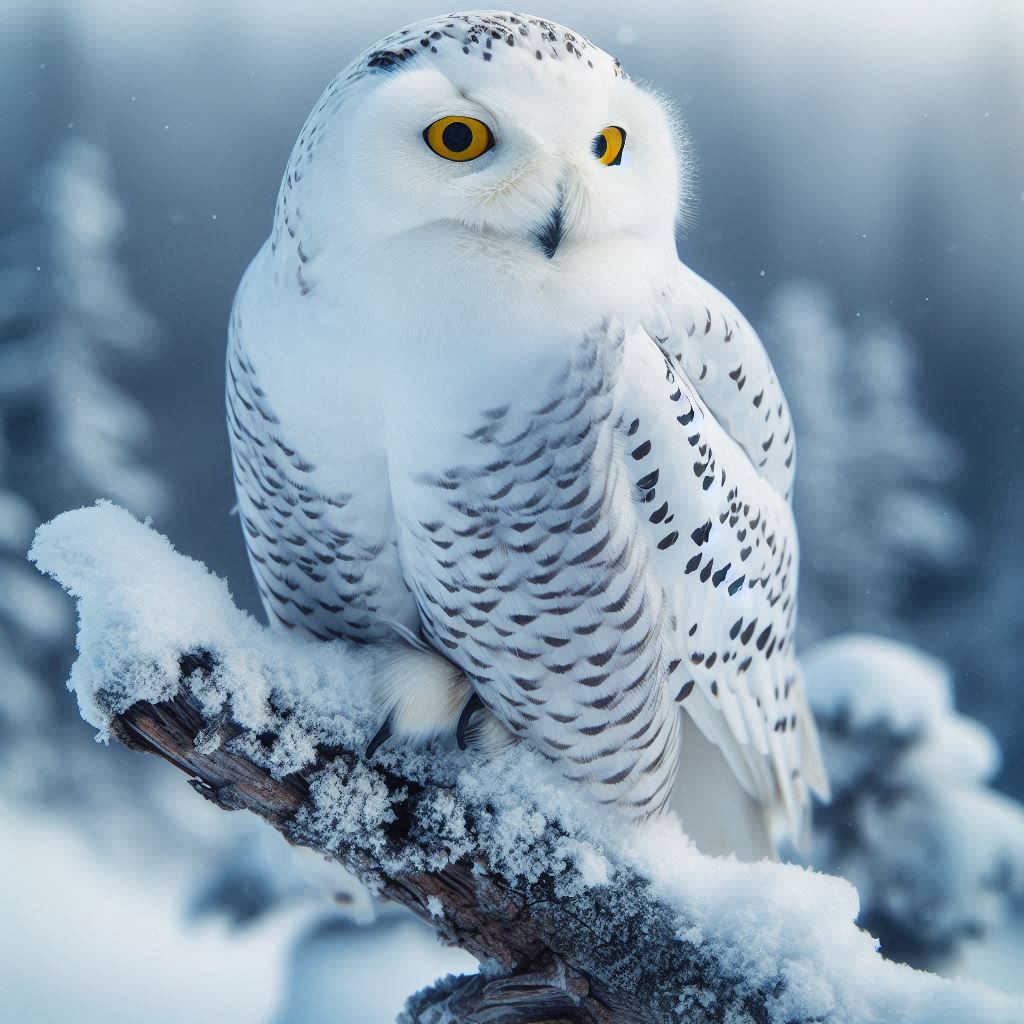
[227,10,828,847]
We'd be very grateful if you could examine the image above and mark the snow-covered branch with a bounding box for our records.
[29,504,1022,1023]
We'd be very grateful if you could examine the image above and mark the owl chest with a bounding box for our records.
[390,333,623,621]
[389,335,669,737]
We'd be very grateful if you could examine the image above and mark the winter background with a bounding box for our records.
[1,0,1022,1020]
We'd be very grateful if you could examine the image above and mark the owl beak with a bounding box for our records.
[535,192,564,259]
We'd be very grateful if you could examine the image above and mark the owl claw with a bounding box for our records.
[456,693,484,751]
[365,716,393,758]
[367,646,514,755]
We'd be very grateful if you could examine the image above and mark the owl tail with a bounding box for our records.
[669,711,776,862]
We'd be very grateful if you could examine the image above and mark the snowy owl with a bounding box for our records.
[227,12,828,857]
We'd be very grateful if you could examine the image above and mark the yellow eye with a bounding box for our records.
[423,115,495,162]
[592,126,626,166]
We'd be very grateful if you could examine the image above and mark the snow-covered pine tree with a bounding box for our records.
[1,140,164,518]
[799,636,1024,972]
[764,282,970,642]
[0,453,67,797]
[0,140,164,805]
[930,513,1024,806]
[764,283,1024,976]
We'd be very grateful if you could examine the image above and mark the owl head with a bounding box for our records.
[273,12,686,309]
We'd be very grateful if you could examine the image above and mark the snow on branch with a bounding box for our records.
[29,503,1022,1024]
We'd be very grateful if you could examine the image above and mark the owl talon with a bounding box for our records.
[456,692,484,750]
[367,645,514,755]
[365,716,393,758]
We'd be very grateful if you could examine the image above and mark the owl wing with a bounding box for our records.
[226,255,421,645]
[615,320,828,844]
[642,262,796,501]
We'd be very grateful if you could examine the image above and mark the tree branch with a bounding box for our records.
[107,679,727,1024]
[29,504,1022,1024]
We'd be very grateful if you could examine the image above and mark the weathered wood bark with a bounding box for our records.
[106,656,775,1024]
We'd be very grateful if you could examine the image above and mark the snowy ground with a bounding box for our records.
[1,800,474,1023]
[2,801,294,1023]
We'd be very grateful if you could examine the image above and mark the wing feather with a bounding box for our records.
[615,319,827,844]
[642,263,796,500]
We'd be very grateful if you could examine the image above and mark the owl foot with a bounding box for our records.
[365,717,394,759]
[460,699,517,756]
[456,693,484,750]
[364,642,513,757]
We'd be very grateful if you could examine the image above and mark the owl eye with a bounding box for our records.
[423,115,495,162]
[592,126,626,166]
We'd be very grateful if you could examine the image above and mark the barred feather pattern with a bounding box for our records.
[396,321,682,813]
[226,311,421,644]
[229,310,683,813]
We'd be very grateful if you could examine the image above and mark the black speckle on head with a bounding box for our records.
[365,49,414,72]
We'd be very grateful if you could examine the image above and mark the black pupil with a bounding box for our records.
[442,121,474,153]
[592,133,608,159]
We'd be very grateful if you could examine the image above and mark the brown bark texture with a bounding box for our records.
[106,653,781,1024]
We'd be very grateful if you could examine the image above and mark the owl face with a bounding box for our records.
[280,13,684,295]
